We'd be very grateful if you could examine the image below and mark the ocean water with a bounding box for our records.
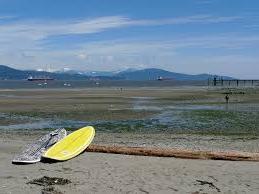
[0,80,206,89]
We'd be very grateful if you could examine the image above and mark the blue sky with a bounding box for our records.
[0,0,258,78]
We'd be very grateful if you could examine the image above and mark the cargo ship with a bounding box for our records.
[27,76,54,81]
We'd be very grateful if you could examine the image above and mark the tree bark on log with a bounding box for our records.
[86,145,259,161]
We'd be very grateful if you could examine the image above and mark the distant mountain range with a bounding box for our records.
[0,65,233,81]
[117,68,233,81]
[0,65,120,80]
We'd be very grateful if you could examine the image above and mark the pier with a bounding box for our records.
[208,77,259,87]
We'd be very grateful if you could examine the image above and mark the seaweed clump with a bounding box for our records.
[41,186,63,194]
[27,176,71,186]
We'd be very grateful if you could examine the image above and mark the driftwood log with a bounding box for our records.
[86,145,259,161]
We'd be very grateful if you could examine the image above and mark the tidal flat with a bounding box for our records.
[0,86,259,152]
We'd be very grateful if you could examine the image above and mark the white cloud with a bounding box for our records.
[3,34,258,78]
[0,14,243,62]
[77,53,88,60]
[4,34,259,54]
[173,55,259,79]
[0,14,258,78]
[0,15,16,20]
[0,15,241,44]
[130,15,241,26]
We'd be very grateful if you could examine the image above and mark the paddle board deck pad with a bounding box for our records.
[12,128,67,164]
[42,126,95,161]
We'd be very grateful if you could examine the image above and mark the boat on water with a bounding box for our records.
[157,76,172,81]
[27,76,54,81]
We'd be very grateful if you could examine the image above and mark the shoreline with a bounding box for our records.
[2,130,259,153]
[2,131,259,161]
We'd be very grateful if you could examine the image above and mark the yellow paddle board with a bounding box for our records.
[42,126,95,161]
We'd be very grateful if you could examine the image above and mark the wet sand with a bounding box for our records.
[1,134,259,194]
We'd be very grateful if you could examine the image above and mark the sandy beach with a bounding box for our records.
[1,133,259,194]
